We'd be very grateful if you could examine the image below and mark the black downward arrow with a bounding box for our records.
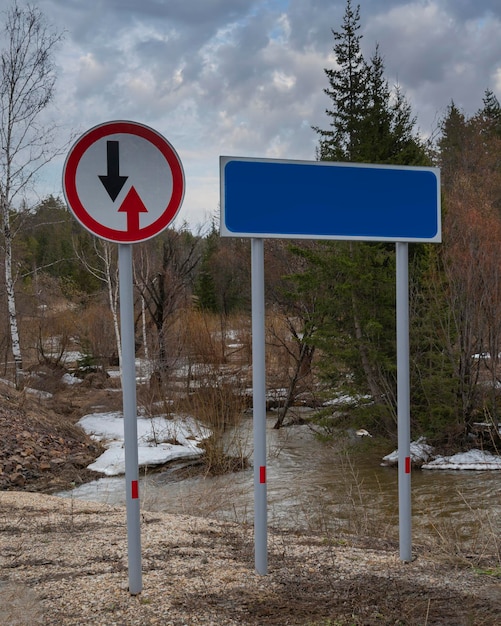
[99,141,128,201]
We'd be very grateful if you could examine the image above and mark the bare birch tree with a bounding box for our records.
[74,239,122,374]
[135,227,201,378]
[0,2,63,386]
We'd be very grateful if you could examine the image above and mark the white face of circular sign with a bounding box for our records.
[76,133,173,231]
[63,121,185,243]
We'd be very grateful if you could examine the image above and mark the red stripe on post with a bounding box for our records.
[131,480,139,499]
[405,457,411,474]
[259,466,266,484]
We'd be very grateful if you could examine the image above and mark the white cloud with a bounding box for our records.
[494,68,501,94]
[75,53,114,96]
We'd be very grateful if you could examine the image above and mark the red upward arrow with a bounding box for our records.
[118,186,148,234]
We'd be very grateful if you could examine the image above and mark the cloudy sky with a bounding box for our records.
[4,0,501,228]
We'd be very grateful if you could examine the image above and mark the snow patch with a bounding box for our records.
[422,449,501,471]
[78,411,211,476]
[62,373,82,385]
[382,438,501,470]
[381,437,434,466]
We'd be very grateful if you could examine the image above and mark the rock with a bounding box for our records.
[67,453,91,468]
[49,458,66,467]
[22,456,37,470]
[10,473,25,487]
[0,387,103,491]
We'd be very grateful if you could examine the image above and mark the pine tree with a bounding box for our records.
[300,0,429,433]
[438,101,468,187]
[313,3,426,167]
[357,44,393,162]
[194,224,219,312]
[313,0,367,161]
[388,85,428,165]
[480,88,501,137]
[421,91,501,440]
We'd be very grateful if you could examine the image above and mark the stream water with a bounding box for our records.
[63,417,501,553]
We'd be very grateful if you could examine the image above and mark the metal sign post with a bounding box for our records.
[396,242,412,562]
[119,243,142,593]
[251,238,267,575]
[63,120,185,594]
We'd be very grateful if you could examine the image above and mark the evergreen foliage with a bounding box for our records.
[309,7,501,441]
[18,195,101,294]
[193,224,250,315]
[299,0,429,435]
[313,2,426,167]
[480,89,501,137]
[194,224,221,313]
[313,0,367,162]
[429,92,501,440]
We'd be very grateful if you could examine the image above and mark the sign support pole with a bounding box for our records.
[119,243,142,594]
[251,238,267,575]
[396,242,412,562]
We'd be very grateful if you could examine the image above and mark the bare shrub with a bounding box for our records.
[181,369,250,476]
[176,311,251,474]
[137,308,252,476]
[266,310,294,390]
[265,310,321,425]
[181,309,252,369]
[16,274,78,370]
[77,300,117,371]
[183,309,226,365]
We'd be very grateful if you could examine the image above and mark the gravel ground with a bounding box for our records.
[1,491,500,625]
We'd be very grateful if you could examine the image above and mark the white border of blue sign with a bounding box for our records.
[220,156,441,243]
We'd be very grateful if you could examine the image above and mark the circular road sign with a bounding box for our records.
[63,120,185,243]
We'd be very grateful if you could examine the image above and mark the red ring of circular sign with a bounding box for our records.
[63,121,185,243]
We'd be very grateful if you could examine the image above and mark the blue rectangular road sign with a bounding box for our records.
[220,157,441,242]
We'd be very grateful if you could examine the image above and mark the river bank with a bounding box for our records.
[1,377,501,623]
[2,375,501,559]
[1,490,501,626]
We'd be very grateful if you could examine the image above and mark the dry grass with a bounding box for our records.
[422,490,501,572]
[179,372,251,475]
